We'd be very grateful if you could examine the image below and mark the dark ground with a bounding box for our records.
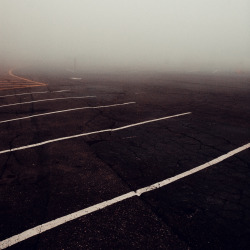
[0,69,250,249]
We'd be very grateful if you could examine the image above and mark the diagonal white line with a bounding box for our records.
[0,102,136,124]
[0,96,96,108]
[0,112,191,155]
[0,90,70,98]
[135,142,250,195]
[0,142,249,249]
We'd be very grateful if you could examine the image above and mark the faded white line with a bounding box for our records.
[0,191,136,249]
[135,142,250,195]
[70,77,82,80]
[122,136,137,139]
[0,90,70,98]
[0,102,136,124]
[0,112,191,155]
[0,96,96,108]
[53,90,71,93]
[1,142,249,249]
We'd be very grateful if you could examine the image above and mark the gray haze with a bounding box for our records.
[1,0,250,72]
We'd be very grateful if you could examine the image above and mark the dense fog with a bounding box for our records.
[1,0,250,72]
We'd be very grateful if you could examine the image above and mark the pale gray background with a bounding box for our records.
[1,0,250,72]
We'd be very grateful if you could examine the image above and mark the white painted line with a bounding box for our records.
[70,77,82,80]
[53,90,71,93]
[1,142,249,249]
[0,96,96,108]
[0,191,136,249]
[135,142,250,196]
[122,136,137,139]
[0,112,191,155]
[0,91,48,97]
[0,90,70,98]
[0,102,136,124]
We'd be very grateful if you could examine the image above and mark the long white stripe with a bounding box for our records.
[0,90,70,98]
[0,96,96,108]
[0,102,136,124]
[0,142,249,249]
[135,142,250,195]
[0,112,191,155]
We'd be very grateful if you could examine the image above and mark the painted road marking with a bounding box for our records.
[53,90,71,93]
[122,136,138,139]
[0,142,249,249]
[8,69,47,86]
[70,77,82,80]
[0,81,29,83]
[0,85,44,91]
[0,83,34,85]
[0,96,96,108]
[0,112,191,155]
[0,82,41,84]
[0,90,70,98]
[0,69,47,91]
[0,102,136,124]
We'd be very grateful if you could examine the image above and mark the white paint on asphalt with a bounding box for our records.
[70,77,82,80]
[0,96,96,108]
[0,90,70,98]
[122,136,137,139]
[0,91,47,97]
[135,142,250,196]
[0,112,191,155]
[53,90,71,93]
[1,142,249,249]
[0,102,136,124]
[111,114,190,132]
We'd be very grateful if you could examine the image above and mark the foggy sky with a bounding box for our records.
[1,0,250,72]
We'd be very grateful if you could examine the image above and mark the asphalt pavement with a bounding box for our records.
[0,70,250,249]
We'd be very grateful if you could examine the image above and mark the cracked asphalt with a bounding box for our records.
[0,69,250,249]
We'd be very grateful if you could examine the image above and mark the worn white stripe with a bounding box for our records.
[0,102,136,124]
[135,142,250,195]
[0,91,47,97]
[70,77,82,80]
[0,112,191,155]
[0,90,70,98]
[53,90,71,93]
[0,191,136,249]
[0,96,96,108]
[112,115,186,131]
[0,142,249,249]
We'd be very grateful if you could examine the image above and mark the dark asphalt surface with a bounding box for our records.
[0,70,250,249]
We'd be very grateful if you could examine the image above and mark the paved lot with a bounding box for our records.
[0,69,250,249]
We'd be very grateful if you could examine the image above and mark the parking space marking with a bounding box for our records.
[0,112,191,155]
[0,102,136,124]
[135,142,250,195]
[0,96,96,108]
[1,142,249,249]
[53,90,71,93]
[0,90,70,98]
